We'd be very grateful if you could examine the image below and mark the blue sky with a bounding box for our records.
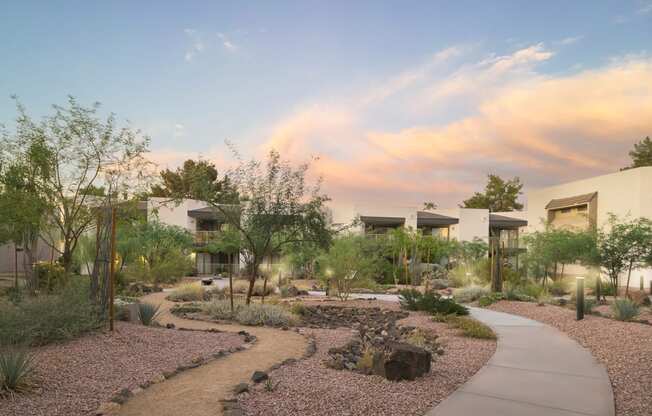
[2,1,651,216]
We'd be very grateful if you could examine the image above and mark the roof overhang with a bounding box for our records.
[188,206,228,221]
[417,211,459,227]
[489,213,527,229]
[545,192,597,210]
[360,215,406,227]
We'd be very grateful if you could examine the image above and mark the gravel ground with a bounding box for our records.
[0,322,244,416]
[239,312,496,416]
[488,301,652,416]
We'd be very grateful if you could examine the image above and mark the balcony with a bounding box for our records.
[194,230,221,245]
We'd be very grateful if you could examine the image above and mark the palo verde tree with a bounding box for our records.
[196,149,332,304]
[4,97,150,275]
[461,174,524,212]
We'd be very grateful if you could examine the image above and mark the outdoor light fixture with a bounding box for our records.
[576,276,585,321]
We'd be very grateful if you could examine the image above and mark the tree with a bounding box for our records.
[195,150,332,304]
[615,217,652,296]
[462,174,524,211]
[205,226,241,312]
[3,97,150,275]
[597,215,633,297]
[119,220,194,285]
[623,136,652,170]
[150,159,237,201]
[0,133,53,292]
[422,201,438,210]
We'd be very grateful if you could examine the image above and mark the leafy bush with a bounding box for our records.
[478,292,503,307]
[137,302,162,326]
[290,302,307,316]
[503,287,536,302]
[549,279,571,296]
[518,282,547,300]
[399,289,469,316]
[167,284,207,302]
[0,280,102,346]
[452,286,490,303]
[34,262,66,292]
[611,299,640,322]
[0,349,35,395]
[446,316,496,339]
[202,300,298,327]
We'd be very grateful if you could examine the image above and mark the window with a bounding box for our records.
[577,204,587,212]
[561,208,571,213]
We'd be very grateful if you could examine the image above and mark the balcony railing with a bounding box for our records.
[194,230,221,244]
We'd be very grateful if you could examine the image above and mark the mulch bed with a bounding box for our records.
[238,311,496,416]
[488,301,652,416]
[1,322,244,416]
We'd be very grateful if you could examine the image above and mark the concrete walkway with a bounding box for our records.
[428,307,615,416]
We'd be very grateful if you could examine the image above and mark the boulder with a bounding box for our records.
[251,371,269,383]
[372,342,431,381]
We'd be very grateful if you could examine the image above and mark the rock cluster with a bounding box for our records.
[300,305,409,330]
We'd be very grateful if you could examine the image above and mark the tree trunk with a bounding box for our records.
[23,232,39,294]
[245,258,258,305]
[228,253,234,313]
[625,261,633,297]
[262,274,269,304]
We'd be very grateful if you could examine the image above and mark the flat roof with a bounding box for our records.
[489,213,528,228]
[417,211,459,226]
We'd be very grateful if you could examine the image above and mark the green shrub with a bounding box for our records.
[0,349,35,395]
[203,300,297,327]
[478,292,503,307]
[167,284,207,302]
[34,262,67,292]
[452,286,490,303]
[356,348,375,372]
[504,287,536,302]
[0,280,102,346]
[399,289,469,316]
[5,287,23,305]
[447,316,496,339]
[290,302,307,316]
[137,303,162,326]
[575,298,596,314]
[611,299,640,322]
[549,279,570,296]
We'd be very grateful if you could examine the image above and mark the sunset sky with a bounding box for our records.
[2,1,652,220]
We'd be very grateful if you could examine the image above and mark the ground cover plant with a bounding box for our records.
[202,299,298,326]
[399,289,468,315]
[433,314,497,339]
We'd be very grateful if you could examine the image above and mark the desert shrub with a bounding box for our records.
[0,349,35,395]
[167,284,207,302]
[235,303,298,326]
[448,264,476,287]
[518,282,547,300]
[203,300,297,326]
[34,262,67,292]
[503,286,536,302]
[478,292,503,307]
[452,286,490,303]
[447,316,496,339]
[137,302,161,326]
[355,348,375,372]
[232,280,277,296]
[0,280,102,346]
[549,279,571,296]
[290,302,307,316]
[611,299,640,321]
[5,287,23,305]
[575,298,596,314]
[399,289,469,316]
[629,291,651,307]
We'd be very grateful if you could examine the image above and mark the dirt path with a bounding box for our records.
[115,291,307,416]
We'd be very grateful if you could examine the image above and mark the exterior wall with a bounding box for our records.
[147,197,208,232]
[526,167,652,288]
[0,239,57,274]
[354,204,418,230]
[456,209,490,242]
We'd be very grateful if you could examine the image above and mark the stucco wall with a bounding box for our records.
[147,197,208,231]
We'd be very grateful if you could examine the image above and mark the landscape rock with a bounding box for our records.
[233,383,249,394]
[251,370,269,383]
[376,342,432,381]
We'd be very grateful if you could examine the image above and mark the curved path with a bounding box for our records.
[115,291,307,416]
[428,307,615,416]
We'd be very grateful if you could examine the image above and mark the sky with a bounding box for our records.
[1,1,652,221]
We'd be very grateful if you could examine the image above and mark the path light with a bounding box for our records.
[576,276,584,321]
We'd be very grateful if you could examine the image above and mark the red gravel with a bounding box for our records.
[488,301,652,416]
[0,322,244,416]
[239,312,496,416]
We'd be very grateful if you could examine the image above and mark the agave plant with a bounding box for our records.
[138,302,162,326]
[0,349,36,396]
[611,299,640,322]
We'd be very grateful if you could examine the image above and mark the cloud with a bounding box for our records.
[217,32,238,52]
[258,45,652,212]
[184,29,205,62]
[559,36,584,45]
[638,2,652,14]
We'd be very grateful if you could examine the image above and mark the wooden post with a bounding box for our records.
[576,277,584,320]
[109,207,117,331]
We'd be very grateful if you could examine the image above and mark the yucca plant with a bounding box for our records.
[0,349,36,396]
[611,299,640,322]
[138,302,162,326]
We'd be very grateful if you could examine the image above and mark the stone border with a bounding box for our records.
[93,327,256,416]
[220,328,317,416]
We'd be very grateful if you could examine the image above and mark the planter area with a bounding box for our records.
[236,300,496,416]
[0,322,245,416]
[488,300,652,416]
